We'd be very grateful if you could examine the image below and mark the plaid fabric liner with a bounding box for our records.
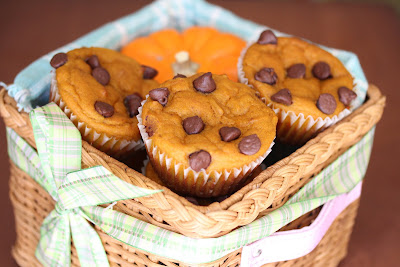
[6,102,375,266]
[2,0,367,112]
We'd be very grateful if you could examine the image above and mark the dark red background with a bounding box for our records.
[0,0,399,266]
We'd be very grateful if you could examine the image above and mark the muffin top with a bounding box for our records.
[140,72,277,172]
[241,31,357,119]
[52,47,158,140]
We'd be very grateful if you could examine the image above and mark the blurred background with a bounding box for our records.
[0,0,399,266]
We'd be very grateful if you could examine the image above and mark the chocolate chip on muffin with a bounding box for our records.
[92,67,110,85]
[189,150,212,171]
[183,116,205,135]
[257,30,277,45]
[239,134,261,155]
[338,86,357,106]
[94,101,114,118]
[50,53,68,69]
[287,63,306,78]
[312,61,331,80]
[149,87,170,106]
[271,89,293,106]
[255,68,278,85]
[124,93,143,117]
[193,72,216,93]
[86,55,100,69]
[219,127,241,142]
[142,65,158,79]
[317,93,337,115]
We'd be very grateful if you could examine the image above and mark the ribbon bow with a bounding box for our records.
[20,103,162,267]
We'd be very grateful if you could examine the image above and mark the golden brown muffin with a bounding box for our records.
[49,47,159,157]
[138,72,277,197]
[239,30,357,144]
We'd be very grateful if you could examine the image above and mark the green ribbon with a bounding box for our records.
[19,103,162,267]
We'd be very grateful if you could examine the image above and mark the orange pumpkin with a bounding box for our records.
[121,27,246,83]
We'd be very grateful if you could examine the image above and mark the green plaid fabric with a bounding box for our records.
[8,103,162,267]
[6,102,375,265]
[58,166,162,211]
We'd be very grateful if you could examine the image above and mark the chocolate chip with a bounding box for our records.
[287,63,306,78]
[239,134,261,155]
[338,86,357,106]
[149,87,170,106]
[193,72,216,93]
[183,116,205,135]
[124,93,142,117]
[317,93,337,115]
[189,150,212,171]
[219,127,241,142]
[94,101,114,118]
[312,61,331,80]
[142,65,158,79]
[255,68,277,85]
[92,67,110,85]
[86,55,100,69]
[257,30,277,45]
[50,53,68,69]
[271,88,293,106]
[173,73,187,79]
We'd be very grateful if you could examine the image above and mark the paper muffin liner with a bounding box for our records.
[137,97,274,198]
[49,72,143,158]
[267,103,350,145]
[141,156,263,206]
[237,41,353,145]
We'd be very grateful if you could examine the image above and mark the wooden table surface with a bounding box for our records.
[0,0,399,266]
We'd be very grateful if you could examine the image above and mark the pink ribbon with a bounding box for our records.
[241,182,362,267]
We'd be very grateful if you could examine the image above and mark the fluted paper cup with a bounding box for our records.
[50,72,143,158]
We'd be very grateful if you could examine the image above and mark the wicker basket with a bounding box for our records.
[0,85,385,238]
[0,82,385,265]
[8,160,360,267]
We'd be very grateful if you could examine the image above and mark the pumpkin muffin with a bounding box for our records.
[239,30,357,144]
[49,47,159,158]
[137,72,277,197]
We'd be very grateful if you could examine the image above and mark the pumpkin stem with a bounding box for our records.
[172,51,199,77]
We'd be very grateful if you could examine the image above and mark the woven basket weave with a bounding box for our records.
[9,160,360,267]
[0,85,385,239]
